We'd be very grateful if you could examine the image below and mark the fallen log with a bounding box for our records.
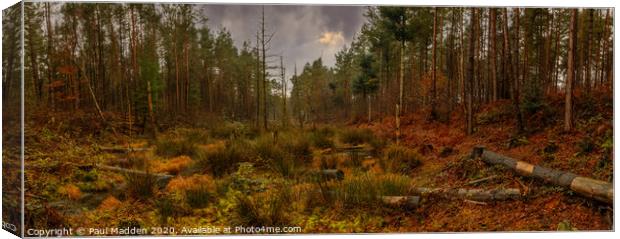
[410,187,521,201]
[98,146,149,154]
[381,196,420,208]
[95,164,173,189]
[472,146,613,204]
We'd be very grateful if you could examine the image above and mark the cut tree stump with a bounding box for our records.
[410,187,521,201]
[472,146,613,204]
[95,164,173,189]
[381,196,421,208]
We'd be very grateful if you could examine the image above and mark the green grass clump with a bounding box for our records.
[155,137,197,158]
[339,128,376,145]
[280,133,313,163]
[333,173,411,208]
[195,139,254,177]
[253,135,298,178]
[381,145,422,174]
[308,131,335,149]
[232,187,291,227]
[210,121,252,139]
[125,173,156,199]
[185,186,213,208]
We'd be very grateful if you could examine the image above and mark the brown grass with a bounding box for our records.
[58,184,82,200]
[151,155,192,174]
[98,196,122,211]
[166,174,216,194]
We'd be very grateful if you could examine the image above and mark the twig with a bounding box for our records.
[465,175,499,186]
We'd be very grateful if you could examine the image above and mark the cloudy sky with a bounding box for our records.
[199,4,367,82]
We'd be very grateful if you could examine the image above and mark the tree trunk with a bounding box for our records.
[565,9,577,131]
[512,8,524,133]
[585,9,593,93]
[489,9,498,101]
[466,8,476,135]
[430,7,438,120]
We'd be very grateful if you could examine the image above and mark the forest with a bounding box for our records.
[2,2,614,235]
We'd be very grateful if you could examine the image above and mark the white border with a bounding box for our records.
[1,1,618,239]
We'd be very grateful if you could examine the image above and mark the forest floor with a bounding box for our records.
[11,89,613,234]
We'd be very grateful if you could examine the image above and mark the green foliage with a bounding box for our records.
[352,54,379,97]
[339,128,376,145]
[557,220,578,231]
[381,145,422,174]
[230,163,266,194]
[185,186,213,208]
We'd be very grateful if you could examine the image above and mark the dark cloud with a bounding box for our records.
[198,4,366,82]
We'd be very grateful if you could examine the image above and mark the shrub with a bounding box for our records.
[185,186,213,208]
[280,133,313,163]
[374,174,411,196]
[232,195,263,226]
[253,135,297,177]
[230,163,266,194]
[125,173,156,199]
[194,139,254,177]
[155,137,197,158]
[308,129,335,149]
[155,194,189,224]
[333,173,411,208]
[381,145,422,174]
[184,129,211,144]
[254,135,283,162]
[369,138,387,156]
[339,128,375,145]
[232,187,292,227]
[210,121,251,139]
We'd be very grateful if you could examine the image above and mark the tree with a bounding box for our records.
[378,7,411,141]
[430,7,439,120]
[466,8,476,135]
[280,56,288,127]
[489,8,498,101]
[565,9,577,131]
[353,53,379,123]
